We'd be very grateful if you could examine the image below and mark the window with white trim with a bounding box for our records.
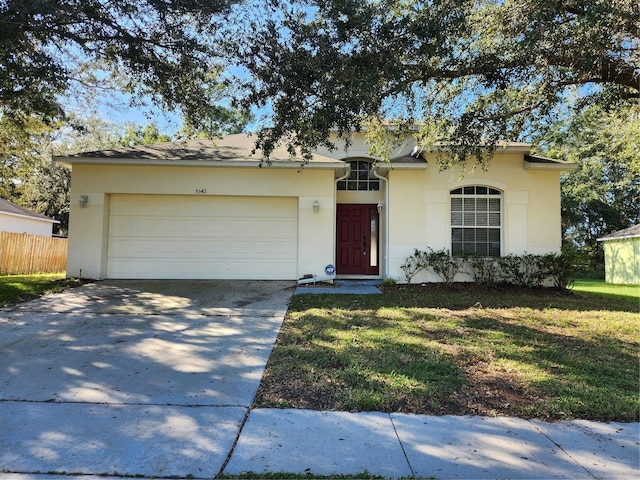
[450,186,502,256]
[337,160,379,191]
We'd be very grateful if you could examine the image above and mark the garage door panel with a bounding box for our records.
[252,218,297,233]
[107,195,298,279]
[108,259,168,277]
[111,237,299,258]
[111,196,157,215]
[156,218,183,233]
[252,239,297,255]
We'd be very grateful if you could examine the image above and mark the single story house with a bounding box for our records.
[597,224,640,285]
[0,198,60,237]
[56,133,577,281]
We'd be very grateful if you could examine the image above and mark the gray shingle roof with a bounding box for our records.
[57,134,343,165]
[597,224,640,241]
[0,198,57,222]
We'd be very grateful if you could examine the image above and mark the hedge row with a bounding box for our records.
[400,248,578,290]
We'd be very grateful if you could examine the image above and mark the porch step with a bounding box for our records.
[294,279,382,295]
[335,279,383,287]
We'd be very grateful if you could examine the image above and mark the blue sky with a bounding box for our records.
[77,90,183,135]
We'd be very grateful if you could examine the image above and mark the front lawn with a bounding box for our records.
[0,273,82,307]
[255,282,639,422]
[573,278,639,299]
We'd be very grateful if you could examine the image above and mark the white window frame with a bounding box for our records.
[450,185,502,256]
[337,160,380,191]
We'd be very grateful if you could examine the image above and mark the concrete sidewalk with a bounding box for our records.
[1,408,637,479]
[226,409,639,479]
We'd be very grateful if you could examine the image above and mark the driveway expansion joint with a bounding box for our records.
[217,407,253,477]
[388,412,417,478]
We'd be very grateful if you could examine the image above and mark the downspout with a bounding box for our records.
[331,164,351,278]
[335,164,351,187]
[372,166,389,279]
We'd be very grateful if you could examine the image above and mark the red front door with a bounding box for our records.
[336,204,379,275]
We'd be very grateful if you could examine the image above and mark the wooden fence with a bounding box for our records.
[0,232,68,274]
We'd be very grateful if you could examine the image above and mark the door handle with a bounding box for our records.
[362,235,367,256]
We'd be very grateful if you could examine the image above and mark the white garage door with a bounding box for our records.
[107,195,298,279]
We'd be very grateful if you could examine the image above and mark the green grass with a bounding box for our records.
[219,473,406,479]
[574,278,640,299]
[255,283,639,422]
[0,273,83,306]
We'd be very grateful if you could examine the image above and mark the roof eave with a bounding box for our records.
[375,159,428,174]
[388,163,428,168]
[524,160,579,171]
[428,144,532,154]
[54,157,346,170]
[597,234,640,241]
[0,211,59,224]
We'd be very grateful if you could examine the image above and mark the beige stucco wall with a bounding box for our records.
[67,164,336,279]
[387,154,564,282]
[603,238,640,285]
[317,135,564,282]
[0,213,54,237]
[65,133,567,282]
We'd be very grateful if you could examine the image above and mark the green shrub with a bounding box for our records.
[400,249,429,284]
[497,253,546,287]
[399,249,578,289]
[462,254,500,285]
[540,252,579,290]
[425,248,464,284]
[382,277,397,287]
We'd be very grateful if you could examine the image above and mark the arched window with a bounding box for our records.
[450,186,502,256]
[337,160,379,191]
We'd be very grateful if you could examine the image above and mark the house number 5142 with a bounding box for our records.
[195,188,207,194]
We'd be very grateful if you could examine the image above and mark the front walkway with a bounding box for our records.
[294,278,383,295]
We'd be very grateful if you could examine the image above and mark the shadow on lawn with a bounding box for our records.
[267,289,639,421]
[433,314,639,421]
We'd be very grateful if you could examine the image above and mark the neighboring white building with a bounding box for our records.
[56,133,576,281]
[0,199,59,237]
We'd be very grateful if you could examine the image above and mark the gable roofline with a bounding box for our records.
[55,157,346,171]
[55,134,345,170]
[54,132,573,172]
[0,199,59,224]
[428,141,533,154]
[597,224,640,241]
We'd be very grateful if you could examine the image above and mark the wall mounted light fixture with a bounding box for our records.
[313,200,320,213]
[377,201,384,213]
[80,195,89,208]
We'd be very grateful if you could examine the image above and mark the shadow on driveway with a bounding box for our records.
[0,280,294,477]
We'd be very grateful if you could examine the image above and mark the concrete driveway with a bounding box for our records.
[0,280,294,478]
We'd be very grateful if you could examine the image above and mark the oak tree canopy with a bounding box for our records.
[0,0,235,124]
[234,0,639,163]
